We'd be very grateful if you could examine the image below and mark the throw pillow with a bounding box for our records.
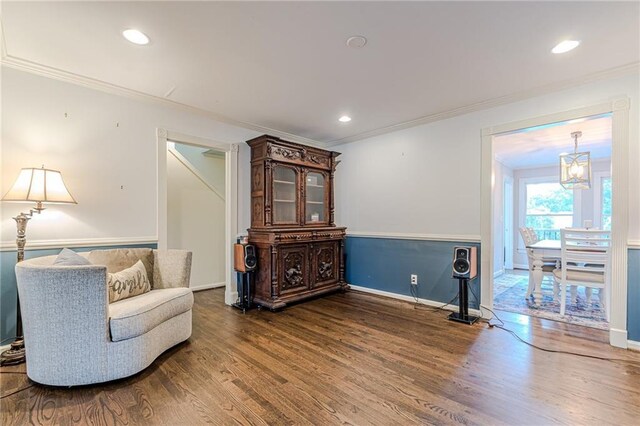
[107,260,151,303]
[53,248,92,266]
[88,248,154,288]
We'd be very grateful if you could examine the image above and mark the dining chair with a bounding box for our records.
[518,227,539,246]
[519,227,557,298]
[553,229,611,319]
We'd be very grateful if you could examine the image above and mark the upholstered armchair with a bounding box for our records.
[16,248,193,386]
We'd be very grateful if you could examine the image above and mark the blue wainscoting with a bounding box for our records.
[346,236,640,345]
[345,236,481,309]
[628,248,640,342]
[0,243,157,345]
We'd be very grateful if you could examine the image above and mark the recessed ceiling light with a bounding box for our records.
[346,36,367,49]
[338,115,352,123]
[552,40,580,54]
[123,29,150,45]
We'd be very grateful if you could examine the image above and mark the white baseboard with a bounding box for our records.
[349,284,482,318]
[190,281,225,292]
[513,263,530,271]
[609,328,629,349]
[493,269,504,278]
[627,340,640,351]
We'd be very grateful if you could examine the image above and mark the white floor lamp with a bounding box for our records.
[0,166,77,365]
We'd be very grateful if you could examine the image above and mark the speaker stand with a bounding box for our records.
[448,278,479,325]
[232,271,255,313]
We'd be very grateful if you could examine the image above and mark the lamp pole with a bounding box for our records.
[0,203,44,365]
[1,167,76,366]
[14,202,44,262]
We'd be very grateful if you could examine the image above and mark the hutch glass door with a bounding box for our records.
[273,165,298,224]
[305,171,326,224]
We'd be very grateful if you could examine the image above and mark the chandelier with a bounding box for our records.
[560,131,591,189]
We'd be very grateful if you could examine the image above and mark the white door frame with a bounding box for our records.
[503,175,514,270]
[480,97,630,348]
[157,128,239,305]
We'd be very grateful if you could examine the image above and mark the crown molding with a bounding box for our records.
[325,62,640,147]
[0,54,324,148]
[2,49,637,150]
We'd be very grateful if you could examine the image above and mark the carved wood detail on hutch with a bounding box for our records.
[280,245,308,292]
[247,135,347,310]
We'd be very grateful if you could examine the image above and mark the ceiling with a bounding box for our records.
[1,2,638,145]
[493,114,612,170]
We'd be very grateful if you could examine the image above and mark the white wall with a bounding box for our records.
[167,147,225,288]
[3,67,637,255]
[334,72,639,245]
[1,67,258,247]
[335,120,483,237]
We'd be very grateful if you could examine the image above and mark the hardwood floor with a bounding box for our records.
[2,288,639,425]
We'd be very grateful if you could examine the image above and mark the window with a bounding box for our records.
[601,177,611,230]
[594,174,612,231]
[524,181,573,240]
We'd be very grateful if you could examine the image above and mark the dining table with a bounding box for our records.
[525,239,561,305]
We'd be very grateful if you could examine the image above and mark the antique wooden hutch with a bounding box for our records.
[247,135,347,309]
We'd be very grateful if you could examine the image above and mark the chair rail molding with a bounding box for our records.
[0,237,158,252]
[157,128,239,306]
[346,231,481,243]
[481,96,631,349]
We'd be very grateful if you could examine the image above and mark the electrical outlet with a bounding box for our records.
[410,274,418,285]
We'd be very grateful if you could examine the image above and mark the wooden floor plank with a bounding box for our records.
[2,288,639,425]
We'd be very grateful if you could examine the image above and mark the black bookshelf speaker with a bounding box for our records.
[234,244,257,272]
[452,246,477,280]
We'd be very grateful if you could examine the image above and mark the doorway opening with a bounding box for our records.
[157,129,239,305]
[167,142,226,291]
[491,113,612,330]
[480,97,630,348]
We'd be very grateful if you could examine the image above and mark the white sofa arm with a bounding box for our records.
[16,257,110,386]
[152,250,192,289]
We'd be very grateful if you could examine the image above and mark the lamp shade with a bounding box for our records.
[560,152,591,189]
[2,167,77,204]
[559,131,591,190]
